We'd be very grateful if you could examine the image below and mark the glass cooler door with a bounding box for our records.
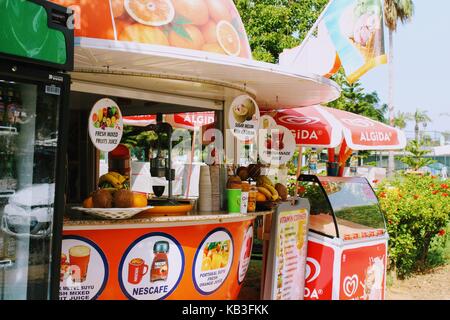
[0,73,67,300]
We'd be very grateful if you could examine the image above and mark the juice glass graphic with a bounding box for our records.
[69,245,91,283]
[128,258,149,285]
[273,130,285,150]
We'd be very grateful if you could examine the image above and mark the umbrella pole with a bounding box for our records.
[295,145,303,192]
[185,129,197,198]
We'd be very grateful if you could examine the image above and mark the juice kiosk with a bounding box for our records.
[298,175,388,300]
[45,0,340,301]
[0,0,73,300]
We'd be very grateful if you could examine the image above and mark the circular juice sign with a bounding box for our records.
[192,228,234,295]
[258,125,296,165]
[228,95,260,142]
[88,98,123,152]
[59,236,109,300]
[118,232,185,300]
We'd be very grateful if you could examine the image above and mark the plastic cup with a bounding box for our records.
[227,189,242,214]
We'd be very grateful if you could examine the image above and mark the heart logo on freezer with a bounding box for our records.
[343,274,359,297]
[305,257,321,283]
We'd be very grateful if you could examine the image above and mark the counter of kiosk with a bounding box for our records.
[60,211,271,300]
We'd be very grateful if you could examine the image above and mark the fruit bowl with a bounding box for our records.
[72,206,154,220]
[256,200,280,211]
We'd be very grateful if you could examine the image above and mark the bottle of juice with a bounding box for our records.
[308,148,318,174]
[350,152,359,176]
[0,85,5,126]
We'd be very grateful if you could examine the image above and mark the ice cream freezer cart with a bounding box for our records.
[298,175,388,300]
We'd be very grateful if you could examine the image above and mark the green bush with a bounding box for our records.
[376,174,450,278]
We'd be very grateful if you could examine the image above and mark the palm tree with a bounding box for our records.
[384,0,415,177]
[408,109,431,142]
[393,111,411,129]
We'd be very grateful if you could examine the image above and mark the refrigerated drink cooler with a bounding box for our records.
[0,0,73,300]
[298,175,388,300]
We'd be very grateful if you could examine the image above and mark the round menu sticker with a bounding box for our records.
[88,98,123,152]
[259,125,296,165]
[59,236,108,300]
[119,232,184,300]
[238,225,254,284]
[193,228,234,295]
[228,95,260,141]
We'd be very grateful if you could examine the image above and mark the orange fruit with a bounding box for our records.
[172,0,209,26]
[124,0,175,26]
[200,20,218,43]
[205,0,231,23]
[111,0,125,18]
[169,25,205,50]
[82,197,94,208]
[132,193,148,208]
[201,43,226,54]
[119,24,169,45]
[256,192,267,202]
[216,20,240,56]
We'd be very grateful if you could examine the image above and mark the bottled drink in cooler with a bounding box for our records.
[308,148,318,174]
[0,85,5,126]
[350,152,359,176]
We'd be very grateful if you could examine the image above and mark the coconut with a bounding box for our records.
[92,189,113,208]
[114,189,134,208]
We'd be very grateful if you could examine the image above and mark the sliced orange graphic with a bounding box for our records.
[216,20,240,56]
[124,0,175,26]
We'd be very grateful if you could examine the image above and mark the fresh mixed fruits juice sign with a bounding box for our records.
[62,218,254,299]
[228,95,260,142]
[49,0,252,59]
[59,236,109,300]
[88,98,123,152]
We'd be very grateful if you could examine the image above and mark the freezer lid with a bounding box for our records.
[298,175,387,241]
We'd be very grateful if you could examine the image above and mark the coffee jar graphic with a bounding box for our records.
[151,241,170,282]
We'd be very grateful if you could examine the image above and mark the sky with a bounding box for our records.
[359,0,450,135]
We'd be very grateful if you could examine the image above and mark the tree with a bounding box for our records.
[400,140,436,171]
[234,0,328,63]
[384,0,415,177]
[327,70,387,122]
[393,111,411,129]
[408,108,431,142]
